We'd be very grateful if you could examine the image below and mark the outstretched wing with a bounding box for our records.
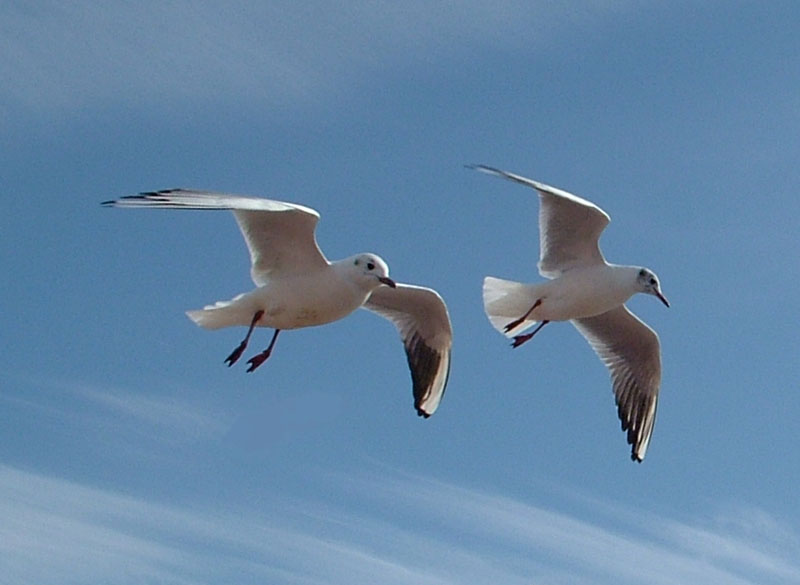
[363,284,452,417]
[572,305,661,462]
[103,189,327,285]
[469,165,610,278]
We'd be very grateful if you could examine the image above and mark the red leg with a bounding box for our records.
[511,320,549,348]
[246,329,281,372]
[224,310,264,367]
[504,298,543,333]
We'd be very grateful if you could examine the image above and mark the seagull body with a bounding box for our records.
[103,189,452,418]
[471,165,668,462]
[187,258,381,331]
[485,264,645,326]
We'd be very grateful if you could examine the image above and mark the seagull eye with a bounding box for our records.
[367,262,375,271]
[354,259,359,266]
[650,278,656,285]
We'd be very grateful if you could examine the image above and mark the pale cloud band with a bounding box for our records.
[1,464,797,585]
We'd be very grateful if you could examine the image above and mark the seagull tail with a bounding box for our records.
[483,276,544,337]
[185,293,252,330]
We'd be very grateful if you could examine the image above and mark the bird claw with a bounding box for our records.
[511,333,534,348]
[224,342,247,367]
[505,299,543,333]
[246,350,272,373]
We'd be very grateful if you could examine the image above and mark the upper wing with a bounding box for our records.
[469,165,610,278]
[103,189,328,285]
[572,305,662,462]
[362,284,453,418]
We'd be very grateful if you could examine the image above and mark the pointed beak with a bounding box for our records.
[656,290,670,308]
[378,276,397,288]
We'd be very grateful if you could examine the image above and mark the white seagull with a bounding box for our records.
[470,165,669,461]
[103,189,452,418]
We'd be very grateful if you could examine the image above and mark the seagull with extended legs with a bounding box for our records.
[470,165,669,461]
[103,189,452,418]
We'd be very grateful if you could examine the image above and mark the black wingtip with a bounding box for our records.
[102,194,148,206]
[101,190,190,208]
[140,188,184,196]
[465,163,502,175]
[465,163,488,172]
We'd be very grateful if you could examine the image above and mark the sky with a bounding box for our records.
[2,1,800,583]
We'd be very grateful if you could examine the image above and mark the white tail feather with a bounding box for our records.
[185,293,251,330]
[483,276,543,337]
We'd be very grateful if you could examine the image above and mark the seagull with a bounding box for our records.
[102,189,452,418]
[469,165,669,461]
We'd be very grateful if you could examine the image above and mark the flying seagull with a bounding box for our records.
[470,165,669,461]
[102,189,452,418]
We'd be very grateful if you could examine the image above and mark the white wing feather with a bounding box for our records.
[103,189,327,285]
[363,284,452,417]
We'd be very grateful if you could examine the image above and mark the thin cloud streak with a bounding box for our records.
[341,471,800,585]
[72,383,230,442]
[0,465,510,585]
[661,515,800,584]
[1,374,231,447]
[2,464,797,585]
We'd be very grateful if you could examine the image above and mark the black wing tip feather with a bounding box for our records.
[465,163,503,175]
[101,189,186,207]
[617,392,656,463]
[406,333,449,419]
[466,164,544,193]
[139,188,183,196]
[623,411,646,462]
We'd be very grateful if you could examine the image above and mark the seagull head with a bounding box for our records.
[637,268,669,308]
[348,253,396,290]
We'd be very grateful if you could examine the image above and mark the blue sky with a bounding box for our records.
[2,2,799,583]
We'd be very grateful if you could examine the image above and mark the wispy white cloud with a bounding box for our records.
[659,508,800,585]
[70,382,230,442]
[356,473,800,585]
[1,464,797,585]
[1,374,230,450]
[1,1,636,114]
[0,464,506,585]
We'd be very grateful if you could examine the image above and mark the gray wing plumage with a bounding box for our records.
[102,189,327,285]
[468,165,610,278]
[572,305,661,462]
[362,284,452,417]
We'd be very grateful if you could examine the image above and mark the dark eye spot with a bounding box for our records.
[367,262,375,271]
[639,269,646,277]
[354,259,359,266]
[650,278,656,285]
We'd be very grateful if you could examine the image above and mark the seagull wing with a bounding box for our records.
[572,305,661,462]
[103,189,327,285]
[363,284,452,417]
[469,165,610,277]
